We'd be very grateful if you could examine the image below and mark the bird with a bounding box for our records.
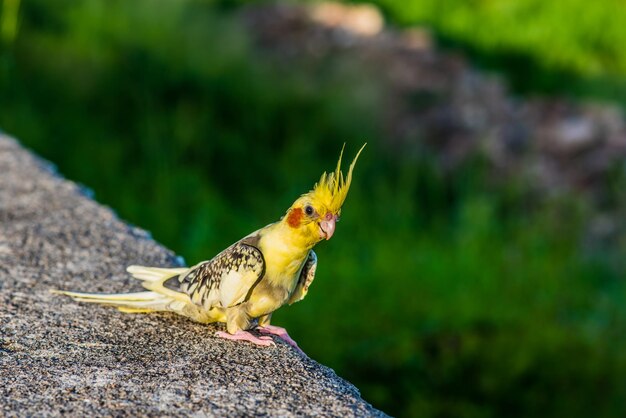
[54,144,365,350]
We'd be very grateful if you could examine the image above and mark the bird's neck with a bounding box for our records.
[263,221,316,256]
[259,222,316,288]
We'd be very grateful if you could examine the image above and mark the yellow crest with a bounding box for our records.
[311,143,366,213]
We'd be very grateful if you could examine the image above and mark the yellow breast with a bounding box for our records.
[245,224,311,317]
[262,241,308,289]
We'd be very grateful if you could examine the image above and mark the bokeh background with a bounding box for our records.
[3,1,626,417]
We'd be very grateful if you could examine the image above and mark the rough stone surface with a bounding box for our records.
[0,134,385,417]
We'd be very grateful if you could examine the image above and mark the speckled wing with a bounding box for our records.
[163,235,265,309]
[288,250,317,305]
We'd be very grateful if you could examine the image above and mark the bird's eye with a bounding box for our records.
[304,205,314,216]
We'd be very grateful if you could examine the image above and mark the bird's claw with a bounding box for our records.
[257,325,304,354]
[215,330,276,347]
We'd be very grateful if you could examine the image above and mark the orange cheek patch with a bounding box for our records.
[287,208,304,228]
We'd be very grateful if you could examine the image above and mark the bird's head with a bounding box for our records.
[283,144,366,246]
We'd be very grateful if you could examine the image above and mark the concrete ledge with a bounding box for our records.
[0,134,384,417]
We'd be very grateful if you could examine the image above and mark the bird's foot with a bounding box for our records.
[215,330,275,347]
[257,325,303,353]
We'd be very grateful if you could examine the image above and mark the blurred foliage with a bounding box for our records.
[366,0,626,105]
[2,1,626,417]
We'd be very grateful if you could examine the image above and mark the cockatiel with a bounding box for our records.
[55,144,365,349]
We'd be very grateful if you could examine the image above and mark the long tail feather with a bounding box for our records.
[126,265,188,282]
[53,265,192,314]
[51,289,173,312]
[52,290,160,301]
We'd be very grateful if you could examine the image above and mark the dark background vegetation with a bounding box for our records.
[2,1,626,417]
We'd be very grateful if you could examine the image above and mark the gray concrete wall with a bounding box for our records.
[0,134,384,417]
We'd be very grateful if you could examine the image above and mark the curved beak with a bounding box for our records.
[319,213,336,240]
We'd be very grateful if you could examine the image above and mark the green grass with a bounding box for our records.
[2,1,626,417]
[364,0,626,105]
